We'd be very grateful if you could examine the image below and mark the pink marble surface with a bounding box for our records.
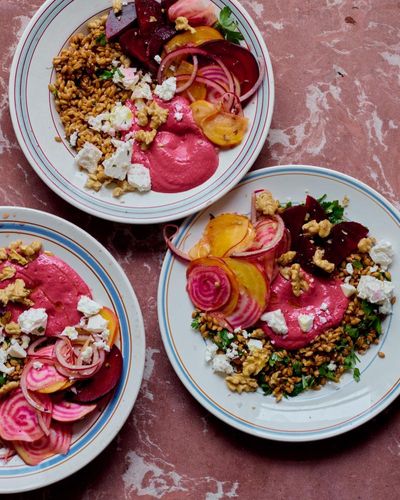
[2,0,400,498]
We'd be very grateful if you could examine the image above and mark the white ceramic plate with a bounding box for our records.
[0,207,145,492]
[9,0,274,224]
[158,165,400,442]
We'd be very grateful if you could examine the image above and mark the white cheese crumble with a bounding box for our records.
[369,240,394,270]
[357,275,394,314]
[74,142,102,174]
[103,139,133,180]
[131,81,153,100]
[174,111,183,121]
[340,283,357,297]
[69,131,78,147]
[247,339,263,351]
[327,362,337,371]
[7,339,27,359]
[227,333,234,339]
[345,262,354,275]
[77,296,102,317]
[154,77,177,101]
[88,103,133,135]
[61,326,79,340]
[320,302,329,311]
[21,335,30,349]
[0,350,14,375]
[205,343,218,363]
[81,346,93,363]
[154,54,162,64]
[33,361,43,370]
[86,314,109,333]
[211,354,233,374]
[298,313,314,333]
[0,328,4,344]
[93,340,110,352]
[226,342,239,360]
[127,164,152,192]
[260,309,288,335]
[18,308,48,335]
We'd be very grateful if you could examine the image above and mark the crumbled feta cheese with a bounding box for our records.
[226,342,239,360]
[357,275,394,305]
[33,361,43,370]
[74,142,102,174]
[154,77,177,101]
[103,140,133,180]
[0,350,14,375]
[18,308,48,335]
[298,313,314,333]
[114,68,140,89]
[131,81,153,100]
[93,340,110,352]
[7,341,27,359]
[369,240,394,270]
[344,276,351,284]
[242,330,249,339]
[77,296,102,317]
[127,164,152,192]
[69,131,78,147]
[109,103,133,131]
[86,314,109,333]
[247,339,263,350]
[327,362,337,371]
[320,302,329,311]
[80,346,93,363]
[379,300,392,315]
[154,54,162,64]
[174,111,183,121]
[0,328,4,344]
[205,343,218,362]
[320,317,327,324]
[345,262,354,275]
[369,265,378,273]
[211,354,233,374]
[260,309,288,335]
[142,73,152,84]
[101,329,110,341]
[341,283,357,297]
[227,333,234,339]
[61,326,79,340]
[233,327,242,334]
[112,59,120,67]
[21,335,30,349]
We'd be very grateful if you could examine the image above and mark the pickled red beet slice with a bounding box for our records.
[136,0,163,36]
[305,195,327,222]
[200,40,260,96]
[146,25,177,59]
[73,346,123,403]
[324,222,368,265]
[106,3,137,42]
[280,205,307,241]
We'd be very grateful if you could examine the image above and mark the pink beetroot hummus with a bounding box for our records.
[131,97,219,193]
[261,270,349,350]
[0,254,91,336]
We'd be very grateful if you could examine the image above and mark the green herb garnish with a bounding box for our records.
[317,194,345,224]
[268,351,289,367]
[96,67,122,81]
[318,363,337,381]
[344,349,361,381]
[96,33,107,46]
[214,7,244,44]
[344,324,360,341]
[0,373,6,387]
[353,367,360,382]
[215,329,233,351]
[292,360,302,376]
[352,259,363,270]
[288,375,315,397]
[191,316,201,329]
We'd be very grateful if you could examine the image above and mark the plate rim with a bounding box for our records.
[0,205,146,492]
[8,0,275,224]
[157,164,400,442]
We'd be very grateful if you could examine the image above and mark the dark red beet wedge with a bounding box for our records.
[161,0,178,14]
[323,222,369,265]
[73,345,123,403]
[200,40,260,96]
[106,3,137,42]
[305,195,326,222]
[281,205,307,241]
[136,0,163,36]
[146,25,177,59]
[119,29,158,72]
[293,235,317,272]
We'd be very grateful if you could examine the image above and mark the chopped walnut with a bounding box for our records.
[135,129,157,149]
[8,249,28,266]
[255,191,280,216]
[148,102,169,129]
[0,381,19,397]
[358,237,374,253]
[112,180,136,198]
[175,16,196,34]
[242,348,270,376]
[277,251,296,266]
[280,263,309,296]
[0,266,16,282]
[85,174,103,192]
[19,240,42,258]
[0,248,7,261]
[0,279,32,306]
[312,249,335,273]
[112,0,122,14]
[302,219,332,238]
[136,108,149,127]
[342,195,350,207]
[249,328,265,340]
[5,322,21,335]
[225,373,258,393]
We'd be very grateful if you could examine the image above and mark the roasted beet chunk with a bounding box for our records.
[106,3,137,42]
[293,235,317,272]
[305,195,327,222]
[136,0,163,35]
[324,222,369,265]
[146,25,177,59]
[281,205,307,241]
[119,29,158,72]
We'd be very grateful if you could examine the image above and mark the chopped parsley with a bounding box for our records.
[268,351,289,367]
[318,363,337,381]
[288,375,315,397]
[96,67,122,81]
[214,329,233,351]
[344,324,360,341]
[292,360,302,376]
[344,349,361,381]
[352,259,363,270]
[353,367,360,382]
[317,194,345,224]
[0,373,6,387]
[95,33,107,46]
[191,316,201,329]
[214,6,244,44]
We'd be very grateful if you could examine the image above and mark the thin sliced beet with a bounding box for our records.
[136,0,163,36]
[200,40,259,96]
[119,29,158,72]
[281,205,307,242]
[305,195,326,222]
[106,3,137,42]
[146,25,177,59]
[324,222,368,265]
[73,345,123,403]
